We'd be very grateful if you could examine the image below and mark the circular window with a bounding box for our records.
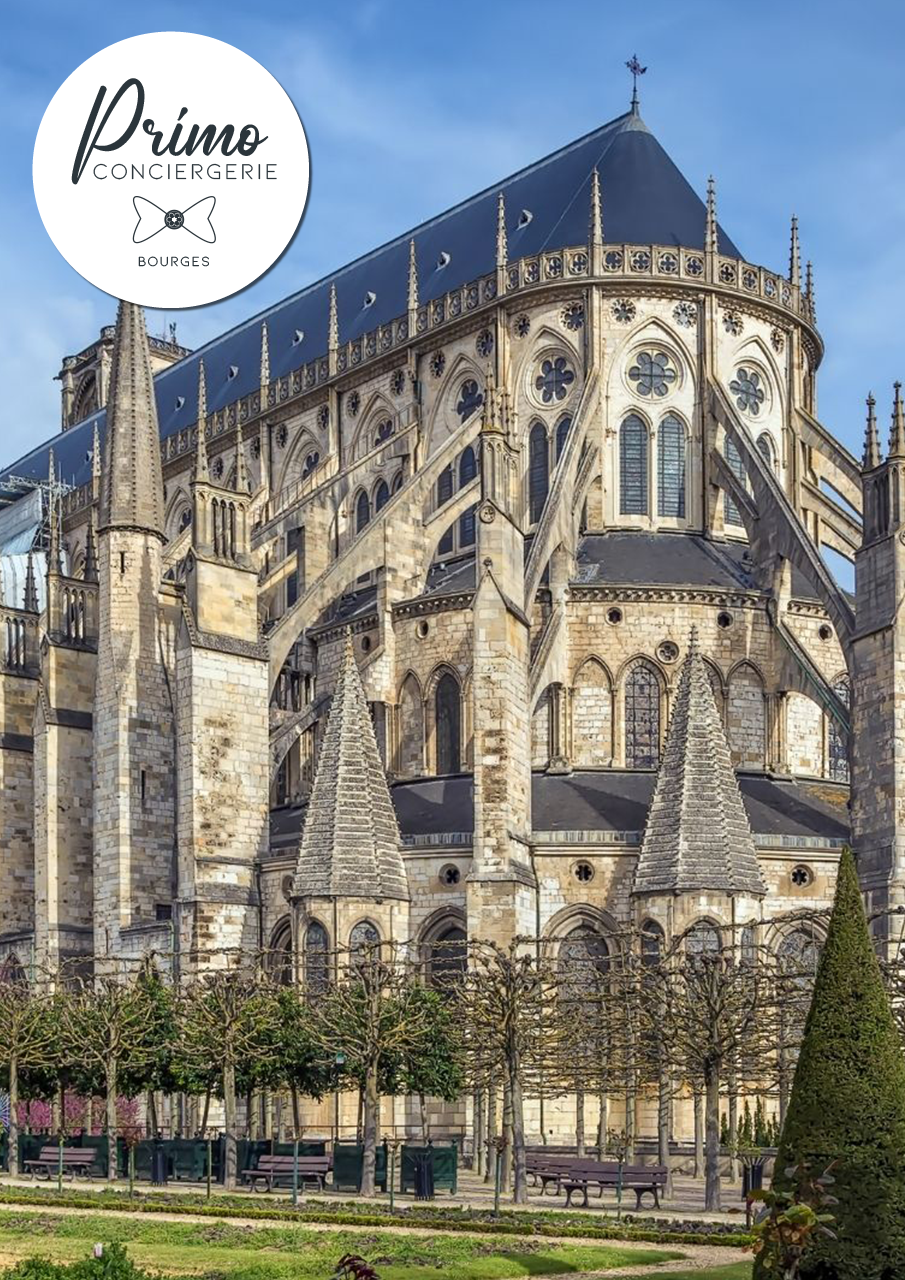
[717,611,733,629]
[657,641,679,664]
[818,624,833,641]
[439,865,461,887]
[607,607,623,626]
[627,350,677,398]
[791,865,813,888]
[416,620,429,639]
[572,861,595,884]
[281,875,293,900]
[361,635,372,653]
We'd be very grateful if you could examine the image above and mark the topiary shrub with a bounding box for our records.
[755,847,905,1279]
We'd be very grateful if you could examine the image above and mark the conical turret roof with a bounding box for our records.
[633,629,766,897]
[99,301,165,538]
[294,635,409,901]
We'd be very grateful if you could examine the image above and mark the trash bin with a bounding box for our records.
[151,1139,168,1186]
[412,1148,435,1201]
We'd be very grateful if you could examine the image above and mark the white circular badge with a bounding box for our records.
[33,32,310,308]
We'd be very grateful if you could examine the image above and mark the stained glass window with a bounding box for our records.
[350,920,380,965]
[555,415,572,461]
[828,676,851,782]
[558,927,609,1001]
[729,366,765,415]
[459,503,476,547]
[302,451,320,480]
[641,920,664,966]
[657,413,686,518]
[686,921,721,964]
[628,351,676,397]
[529,422,550,523]
[436,673,461,774]
[625,663,660,767]
[305,921,329,992]
[355,490,370,533]
[756,432,776,471]
[374,480,390,512]
[459,446,477,486]
[374,418,394,445]
[438,523,454,556]
[620,414,649,515]
[724,437,745,526]
[457,379,484,421]
[437,464,454,507]
[430,924,467,990]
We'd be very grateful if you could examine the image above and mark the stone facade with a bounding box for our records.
[0,100,893,1143]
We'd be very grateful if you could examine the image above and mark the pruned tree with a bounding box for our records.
[0,960,56,1175]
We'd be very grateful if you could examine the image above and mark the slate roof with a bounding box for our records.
[270,770,849,851]
[632,629,766,896]
[292,634,409,900]
[574,531,759,591]
[2,107,739,495]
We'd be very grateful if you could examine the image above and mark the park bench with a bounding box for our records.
[242,1153,332,1192]
[525,1154,579,1194]
[24,1147,97,1180]
[559,1160,668,1210]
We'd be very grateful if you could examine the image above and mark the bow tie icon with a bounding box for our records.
[132,195,216,245]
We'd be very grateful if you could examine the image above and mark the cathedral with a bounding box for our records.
[1,90,902,1141]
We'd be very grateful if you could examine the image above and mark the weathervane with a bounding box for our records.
[626,54,647,113]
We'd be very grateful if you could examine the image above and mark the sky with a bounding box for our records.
[3,0,905,471]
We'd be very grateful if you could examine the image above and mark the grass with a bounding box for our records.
[0,1211,684,1280]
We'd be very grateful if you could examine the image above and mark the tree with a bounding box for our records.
[308,944,461,1197]
[177,968,279,1188]
[757,848,905,1279]
[398,984,464,1137]
[0,962,56,1175]
[253,984,335,1134]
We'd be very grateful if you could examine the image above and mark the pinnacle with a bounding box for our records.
[633,629,766,898]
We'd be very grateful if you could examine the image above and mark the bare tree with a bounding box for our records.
[0,960,55,1176]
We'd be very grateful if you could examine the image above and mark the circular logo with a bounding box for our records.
[33,31,310,308]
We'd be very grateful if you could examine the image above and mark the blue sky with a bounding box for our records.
[3,0,905,469]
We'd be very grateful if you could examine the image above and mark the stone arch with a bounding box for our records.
[354,394,396,460]
[349,918,382,959]
[729,334,786,410]
[277,429,322,493]
[516,325,582,400]
[165,486,191,538]
[419,906,468,988]
[532,684,553,769]
[426,353,484,456]
[727,660,766,768]
[267,915,293,984]
[608,313,698,379]
[544,902,620,943]
[396,670,425,778]
[786,690,823,776]
[571,656,613,767]
[303,917,330,991]
[431,666,462,775]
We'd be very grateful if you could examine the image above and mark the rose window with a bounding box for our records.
[612,299,636,324]
[476,329,494,358]
[535,356,575,403]
[374,418,394,445]
[457,379,484,421]
[729,367,766,416]
[673,301,697,328]
[628,350,676,398]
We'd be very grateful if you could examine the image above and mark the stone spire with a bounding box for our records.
[633,628,766,897]
[327,283,339,376]
[23,551,39,613]
[293,633,409,901]
[890,383,905,460]
[47,450,62,576]
[496,192,507,270]
[234,421,250,494]
[863,393,881,470]
[98,301,165,539]
[259,320,270,395]
[194,360,209,483]
[805,259,816,322]
[83,513,98,583]
[91,421,102,487]
[705,176,718,257]
[789,215,801,289]
[589,167,604,273]
[407,238,419,332]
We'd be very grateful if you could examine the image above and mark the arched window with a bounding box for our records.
[724,437,745,526]
[828,677,851,782]
[392,470,404,494]
[349,920,381,965]
[778,928,821,985]
[177,506,192,532]
[459,505,476,548]
[620,414,649,515]
[657,414,686,518]
[430,924,467,990]
[686,920,721,963]
[305,921,329,992]
[374,480,390,512]
[528,422,549,523]
[640,920,664,966]
[555,415,572,461]
[624,663,660,768]
[355,490,371,533]
[437,464,454,507]
[269,918,293,986]
[756,432,776,471]
[558,926,609,1006]
[438,522,454,556]
[435,673,461,774]
[459,446,477,486]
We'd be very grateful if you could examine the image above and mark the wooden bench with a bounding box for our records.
[24,1147,97,1180]
[560,1161,668,1210]
[525,1154,579,1195]
[242,1153,332,1192]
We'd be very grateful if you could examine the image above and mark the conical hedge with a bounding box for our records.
[758,848,905,1279]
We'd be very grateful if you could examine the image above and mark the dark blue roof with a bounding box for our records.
[3,109,741,494]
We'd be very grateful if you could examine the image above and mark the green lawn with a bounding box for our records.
[0,1212,684,1280]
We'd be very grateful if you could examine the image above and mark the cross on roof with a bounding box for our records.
[626,54,647,112]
